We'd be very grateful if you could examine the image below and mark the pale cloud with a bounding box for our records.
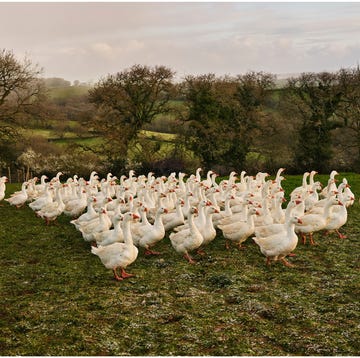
[0,2,360,82]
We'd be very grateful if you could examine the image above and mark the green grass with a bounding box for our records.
[1,173,359,355]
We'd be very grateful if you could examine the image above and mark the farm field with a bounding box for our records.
[0,173,359,355]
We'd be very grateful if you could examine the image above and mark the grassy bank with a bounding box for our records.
[0,174,359,355]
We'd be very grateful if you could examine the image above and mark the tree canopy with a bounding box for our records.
[87,64,175,172]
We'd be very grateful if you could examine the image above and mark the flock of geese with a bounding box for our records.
[0,167,355,281]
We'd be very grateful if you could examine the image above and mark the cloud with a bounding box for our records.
[1,2,360,82]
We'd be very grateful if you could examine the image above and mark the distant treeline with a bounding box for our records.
[1,48,360,178]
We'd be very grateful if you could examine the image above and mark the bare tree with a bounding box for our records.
[0,49,45,168]
[0,49,44,125]
[87,64,175,172]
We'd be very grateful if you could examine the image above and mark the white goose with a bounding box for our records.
[252,216,303,267]
[295,197,341,245]
[322,184,348,239]
[91,212,139,281]
[320,170,338,198]
[36,186,65,225]
[218,207,259,249]
[341,178,355,207]
[162,198,185,231]
[132,206,168,255]
[94,213,124,246]
[254,199,302,238]
[5,181,28,208]
[33,175,48,197]
[29,184,53,212]
[174,199,211,233]
[79,207,112,243]
[0,176,7,202]
[169,206,203,264]
[212,193,235,228]
[197,205,220,253]
[63,188,88,218]
[70,196,98,229]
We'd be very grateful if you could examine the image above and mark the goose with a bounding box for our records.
[174,199,211,233]
[132,206,168,255]
[79,207,112,243]
[162,198,185,231]
[197,205,220,253]
[270,192,286,224]
[94,213,124,246]
[5,181,28,208]
[50,171,63,185]
[320,170,338,198]
[25,177,40,201]
[130,205,152,237]
[252,216,303,267]
[304,181,322,212]
[181,190,194,219]
[91,212,140,281]
[234,170,247,192]
[322,198,347,239]
[63,188,88,218]
[0,176,8,202]
[322,184,348,239]
[308,189,338,214]
[218,207,259,249]
[33,175,48,197]
[201,170,215,188]
[70,196,98,229]
[254,199,302,238]
[206,187,221,211]
[36,186,65,225]
[219,197,253,226]
[212,193,235,228]
[254,195,274,227]
[290,172,309,197]
[29,184,53,212]
[341,178,355,207]
[295,197,341,245]
[169,207,203,264]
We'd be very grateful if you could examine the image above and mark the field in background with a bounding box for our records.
[1,173,359,355]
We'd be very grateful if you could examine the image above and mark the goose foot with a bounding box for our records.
[237,243,246,250]
[281,258,295,268]
[266,257,272,266]
[309,234,317,245]
[288,252,296,257]
[196,248,206,256]
[144,249,161,255]
[113,269,124,281]
[121,268,135,279]
[301,234,307,245]
[336,230,347,239]
[184,253,196,264]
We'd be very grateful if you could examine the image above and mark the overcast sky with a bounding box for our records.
[1,2,360,83]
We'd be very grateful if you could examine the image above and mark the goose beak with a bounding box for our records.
[132,213,140,220]
[297,218,303,224]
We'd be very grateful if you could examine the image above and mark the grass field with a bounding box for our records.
[0,173,359,355]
